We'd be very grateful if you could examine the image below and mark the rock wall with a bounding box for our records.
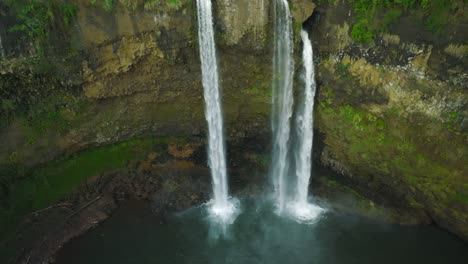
[310,1,467,240]
[0,1,274,258]
[0,0,467,242]
[216,0,270,50]
[0,0,272,168]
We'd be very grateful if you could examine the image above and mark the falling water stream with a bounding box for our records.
[288,29,324,222]
[28,3,468,263]
[271,0,294,215]
[196,0,239,225]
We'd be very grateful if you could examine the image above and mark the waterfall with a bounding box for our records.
[295,29,316,205]
[271,0,294,214]
[288,29,324,222]
[196,0,239,224]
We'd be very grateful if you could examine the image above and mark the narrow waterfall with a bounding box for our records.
[271,0,294,214]
[295,29,316,205]
[288,29,324,222]
[196,0,239,224]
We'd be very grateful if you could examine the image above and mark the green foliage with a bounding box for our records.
[351,19,375,42]
[349,0,405,42]
[0,137,186,239]
[421,0,430,9]
[335,62,358,81]
[318,100,467,221]
[103,0,115,11]
[166,0,183,8]
[1,1,82,128]
[423,0,452,32]
[445,111,464,131]
[6,0,77,54]
[0,64,84,129]
[144,0,189,10]
[90,0,186,11]
[455,193,468,203]
[348,0,463,42]
[392,0,417,9]
[90,0,115,12]
[9,2,49,45]
[21,93,86,146]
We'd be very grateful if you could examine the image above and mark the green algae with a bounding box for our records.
[0,136,187,239]
[317,101,467,212]
[345,0,465,42]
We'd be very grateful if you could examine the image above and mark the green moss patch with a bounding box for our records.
[0,136,187,239]
[346,0,464,42]
[317,100,466,211]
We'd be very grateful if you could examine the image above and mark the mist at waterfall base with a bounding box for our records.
[270,0,323,222]
[56,199,468,264]
[285,29,325,223]
[55,0,467,262]
[196,0,239,226]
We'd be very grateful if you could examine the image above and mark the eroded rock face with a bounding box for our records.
[0,0,271,167]
[291,0,316,25]
[1,0,467,243]
[311,2,467,240]
[216,0,270,50]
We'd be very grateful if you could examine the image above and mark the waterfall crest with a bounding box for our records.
[196,0,239,225]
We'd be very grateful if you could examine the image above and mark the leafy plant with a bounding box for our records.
[347,0,462,42]
[351,19,374,42]
[103,0,115,12]
[336,61,357,80]
[7,0,77,54]
[423,0,452,32]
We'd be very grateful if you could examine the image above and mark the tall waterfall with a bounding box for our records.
[196,0,239,224]
[295,29,316,205]
[288,29,324,222]
[271,0,294,214]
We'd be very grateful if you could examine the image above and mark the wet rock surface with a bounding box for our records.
[0,2,467,260]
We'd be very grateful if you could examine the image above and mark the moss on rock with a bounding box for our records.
[314,10,467,238]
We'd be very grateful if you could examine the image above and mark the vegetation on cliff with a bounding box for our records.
[0,0,82,132]
[0,137,188,239]
[3,0,77,49]
[318,0,466,42]
[354,0,465,41]
[315,41,467,237]
[90,0,189,11]
[0,0,466,246]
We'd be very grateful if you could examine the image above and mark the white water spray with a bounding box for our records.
[271,0,294,214]
[287,29,324,223]
[196,0,239,225]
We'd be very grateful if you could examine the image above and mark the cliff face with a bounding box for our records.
[311,2,467,240]
[0,0,276,168]
[0,0,466,241]
[0,2,277,257]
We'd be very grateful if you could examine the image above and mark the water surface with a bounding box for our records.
[56,200,468,264]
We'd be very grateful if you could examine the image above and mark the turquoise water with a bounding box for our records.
[56,200,468,264]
